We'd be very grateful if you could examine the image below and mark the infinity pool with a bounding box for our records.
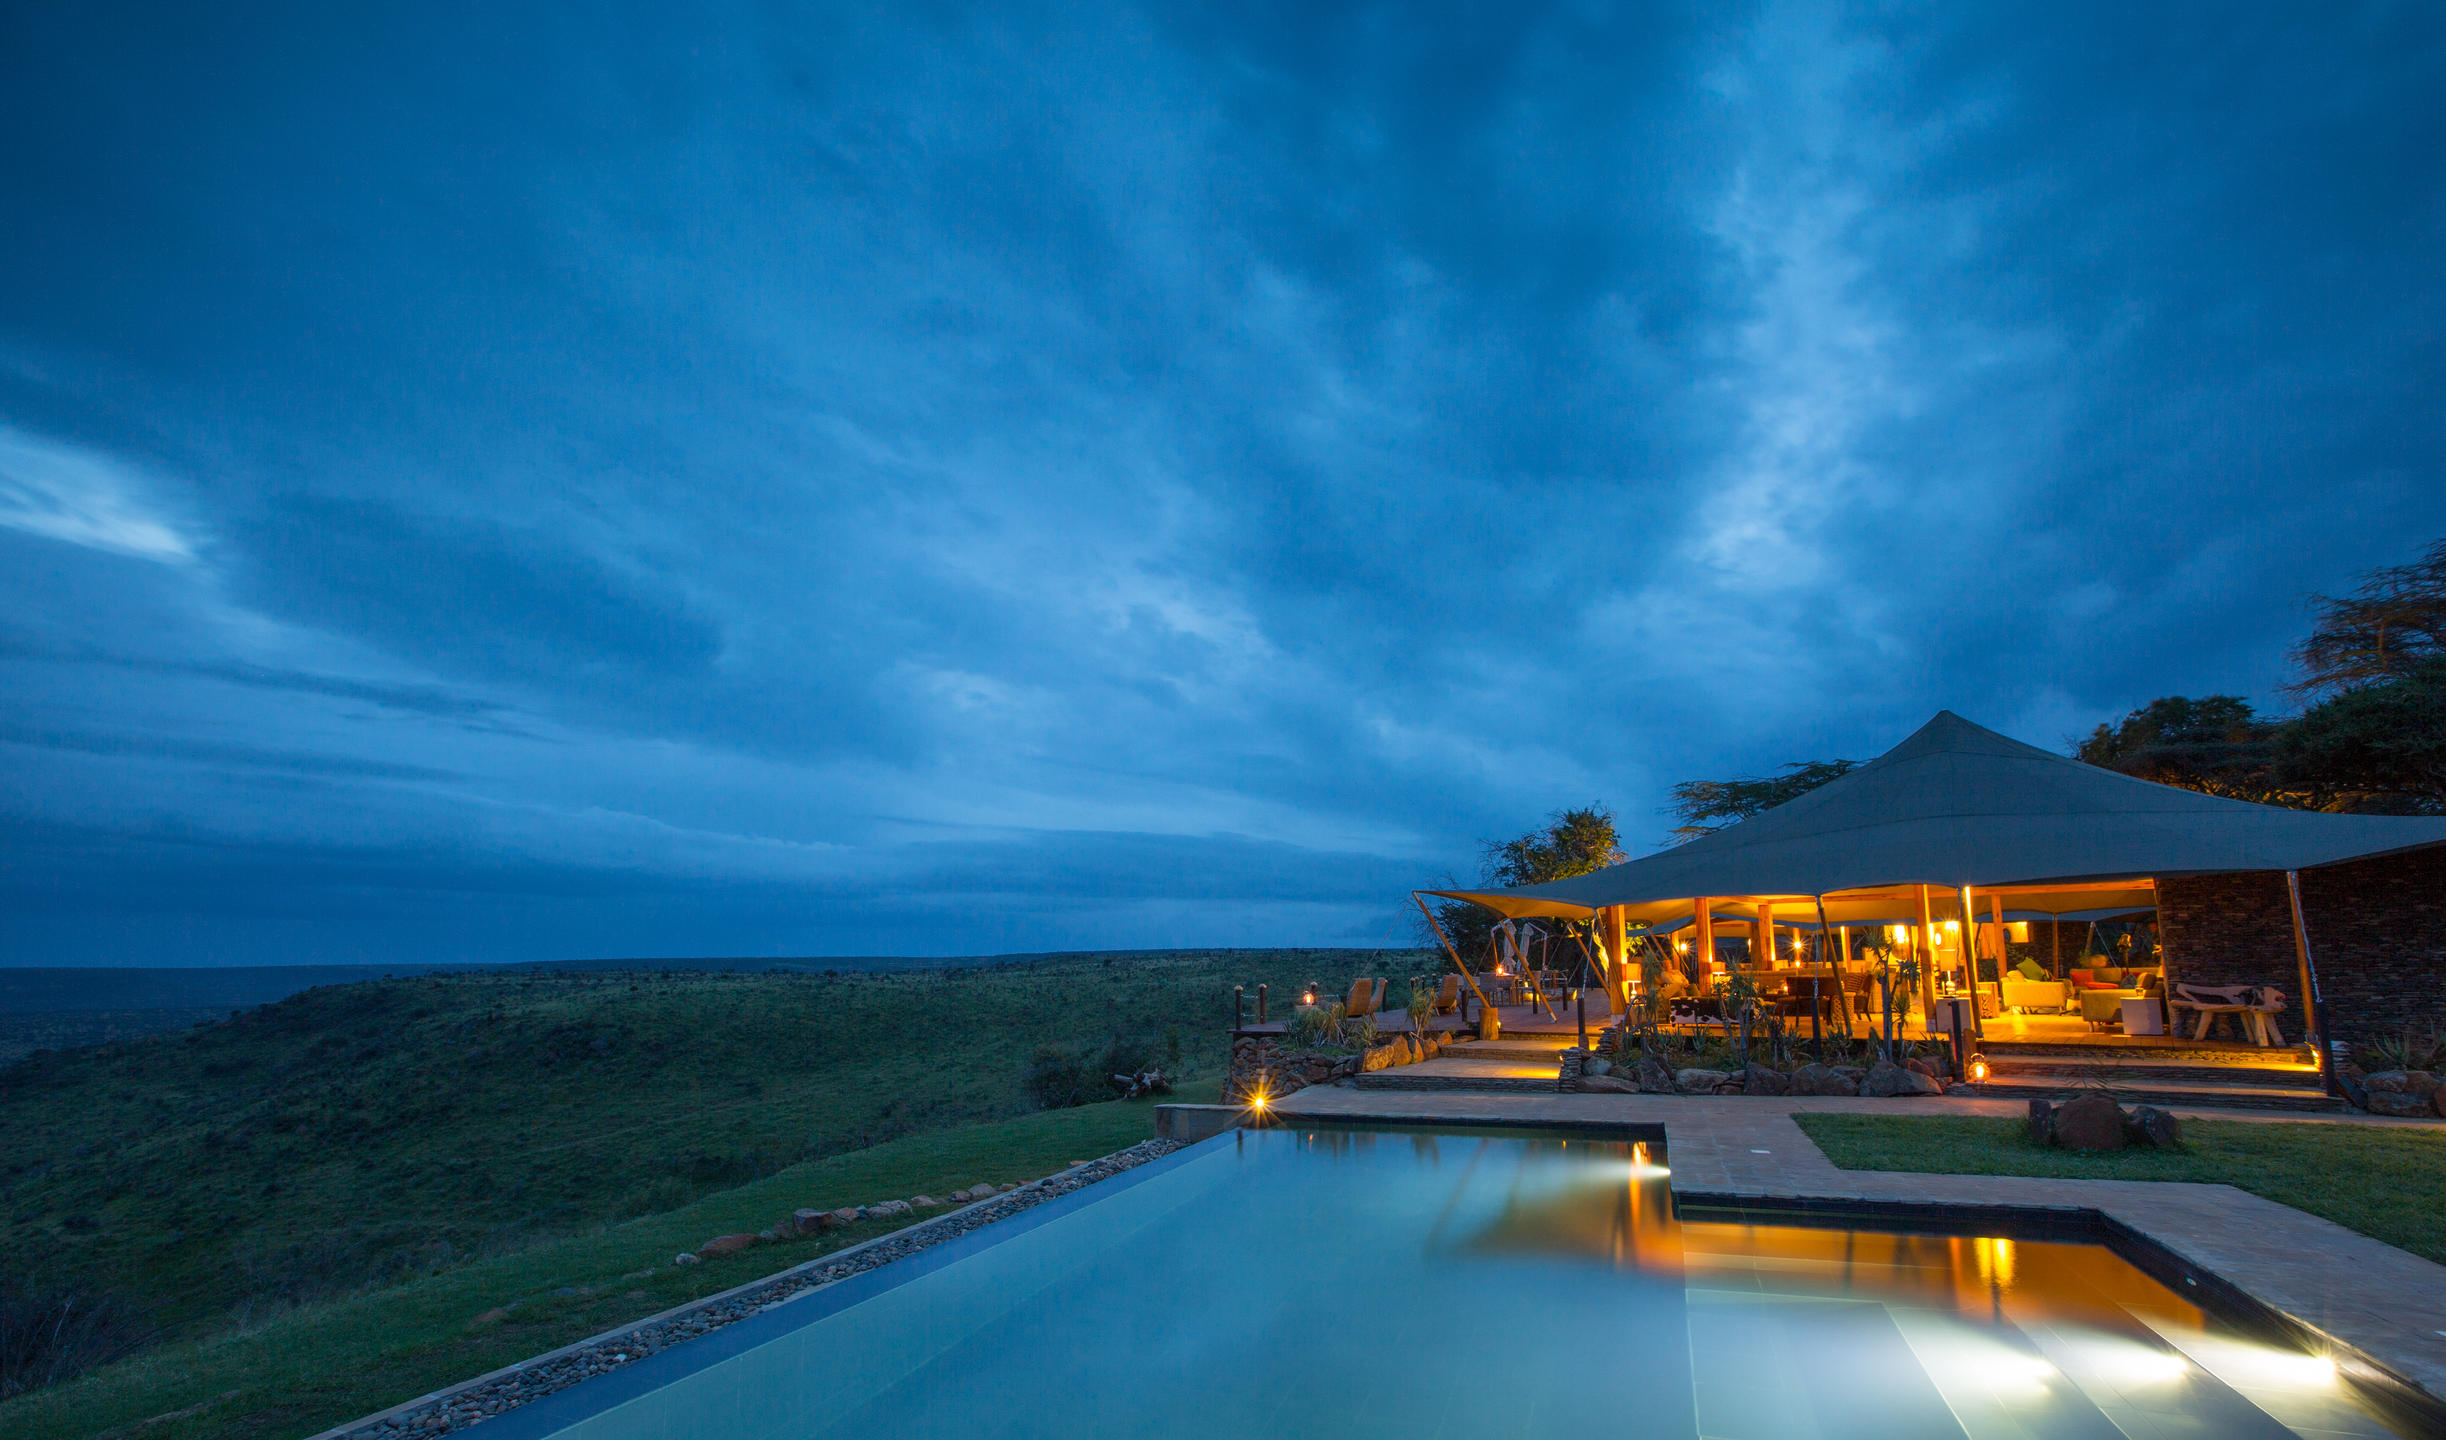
[493,1125,2421,1440]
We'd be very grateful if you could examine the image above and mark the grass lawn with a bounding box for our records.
[0,1084,1214,1440]
[1792,1113,2446,1265]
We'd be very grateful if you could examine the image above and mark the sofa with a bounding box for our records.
[2000,975,2071,1013]
[2069,966,2165,1030]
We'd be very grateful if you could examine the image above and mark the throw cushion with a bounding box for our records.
[2014,959,2048,981]
[2068,968,2092,985]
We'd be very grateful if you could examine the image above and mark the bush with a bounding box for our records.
[1023,1045,1101,1110]
[0,1282,153,1400]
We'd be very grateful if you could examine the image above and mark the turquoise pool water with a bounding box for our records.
[502,1126,2420,1440]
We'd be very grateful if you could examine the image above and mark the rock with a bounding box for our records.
[791,1208,825,1235]
[2364,1069,2440,1099]
[1788,1063,1858,1097]
[1743,1063,1789,1096]
[1583,1057,1614,1077]
[672,1252,699,1266]
[829,1206,861,1226]
[1862,1060,1940,1097]
[912,1196,942,1209]
[869,1200,912,1218]
[2365,1088,2437,1118]
[1360,1041,1406,1072]
[962,1185,994,1200]
[696,1233,760,1258]
[2052,1092,2128,1150]
[1675,1068,1732,1094]
[1905,1057,1939,1080]
[2127,1104,2181,1147]
[1574,1073,1638,1093]
[1635,1055,1682,1094]
[1832,1065,1867,1082]
[756,1229,779,1243]
[2027,1100,2055,1146]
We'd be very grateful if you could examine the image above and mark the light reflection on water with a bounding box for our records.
[542,1127,2415,1440]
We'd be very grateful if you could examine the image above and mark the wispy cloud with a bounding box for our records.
[0,425,196,562]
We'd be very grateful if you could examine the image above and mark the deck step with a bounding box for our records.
[1348,1071,1561,1094]
[1982,1059,2321,1089]
[1955,1079,2345,1113]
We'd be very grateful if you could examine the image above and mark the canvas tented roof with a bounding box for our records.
[1430,711,2446,923]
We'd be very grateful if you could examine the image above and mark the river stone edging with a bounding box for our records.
[314,1138,1187,1440]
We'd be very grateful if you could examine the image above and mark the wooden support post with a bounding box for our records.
[2284,871,2337,1095]
[1958,884,1985,1039]
[1694,897,1716,989]
[1605,905,1630,1016]
[1754,901,1775,972]
[1412,892,1496,1018]
[1914,885,1939,1031]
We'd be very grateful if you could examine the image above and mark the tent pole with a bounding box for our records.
[1694,897,1716,991]
[1836,919,1857,1033]
[1412,893,1496,1019]
[1605,905,1630,1017]
[1811,895,1842,1044]
[2283,871,2337,1095]
[1914,885,1938,1037]
[1958,885,1985,1040]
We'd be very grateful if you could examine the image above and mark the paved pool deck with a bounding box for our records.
[1268,1085,2446,1412]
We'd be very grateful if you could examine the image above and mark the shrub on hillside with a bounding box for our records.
[0,1282,152,1400]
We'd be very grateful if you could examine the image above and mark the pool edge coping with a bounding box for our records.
[300,1136,1215,1440]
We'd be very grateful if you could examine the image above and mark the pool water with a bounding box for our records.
[509,1126,2419,1440]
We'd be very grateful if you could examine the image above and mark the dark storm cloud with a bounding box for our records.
[1,1,2440,964]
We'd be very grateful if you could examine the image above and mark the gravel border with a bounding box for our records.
[315,1138,1186,1439]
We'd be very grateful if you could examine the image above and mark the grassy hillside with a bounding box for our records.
[0,1093,1206,1440]
[0,950,1417,1356]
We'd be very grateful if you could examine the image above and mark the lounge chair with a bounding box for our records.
[1431,974,1462,1015]
[1344,977,1384,1017]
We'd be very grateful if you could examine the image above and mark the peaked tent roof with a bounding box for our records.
[1439,711,2446,919]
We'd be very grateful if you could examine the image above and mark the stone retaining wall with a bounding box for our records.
[2159,847,2446,1047]
[1225,1030,1446,1102]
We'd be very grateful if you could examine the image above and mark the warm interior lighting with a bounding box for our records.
[2007,920,2031,943]
[1943,919,1959,932]
[1889,924,1909,943]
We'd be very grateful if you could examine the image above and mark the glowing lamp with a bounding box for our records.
[1966,1054,1991,1083]
[1943,919,1959,932]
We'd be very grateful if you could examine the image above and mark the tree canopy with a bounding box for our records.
[1424,805,1622,963]
[1665,760,1859,844]
[2290,538,2446,696]
[2077,539,2446,814]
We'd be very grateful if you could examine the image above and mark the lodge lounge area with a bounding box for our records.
[1420,712,2446,1073]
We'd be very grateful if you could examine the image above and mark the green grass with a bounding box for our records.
[0,1089,1213,1440]
[1793,1113,2446,1264]
[0,949,1419,1438]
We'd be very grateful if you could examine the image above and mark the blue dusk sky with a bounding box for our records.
[2,3,2441,966]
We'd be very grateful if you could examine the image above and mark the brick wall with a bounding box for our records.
[2159,847,2446,1045]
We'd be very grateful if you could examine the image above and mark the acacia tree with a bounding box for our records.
[1424,805,1624,964]
[2290,538,2446,696]
[2072,696,2299,805]
[1665,760,1858,844]
[2273,658,2446,812]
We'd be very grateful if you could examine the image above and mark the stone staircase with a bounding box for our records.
[1954,1044,2343,1113]
[1346,1037,1568,1093]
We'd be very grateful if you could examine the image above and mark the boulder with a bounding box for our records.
[1583,1057,1615,1078]
[912,1196,942,1209]
[792,1208,825,1235]
[2052,1092,2128,1150]
[2364,1088,2437,1118]
[870,1199,912,1218]
[2027,1100,2055,1146]
[1360,1041,1406,1073]
[1635,1055,1682,1094]
[1743,1063,1790,1096]
[1862,1060,1940,1098]
[829,1206,862,1225]
[1574,1073,1638,1094]
[1788,1063,1858,1097]
[1905,1057,1940,1080]
[963,1184,995,1200]
[672,1252,700,1267]
[2126,1104,2181,1148]
[756,1229,779,1243]
[1832,1065,1867,1083]
[1676,1068,1733,1094]
[696,1233,760,1258]
[2364,1069,2440,1099]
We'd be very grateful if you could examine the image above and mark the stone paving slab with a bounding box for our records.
[1269,1085,2446,1408]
